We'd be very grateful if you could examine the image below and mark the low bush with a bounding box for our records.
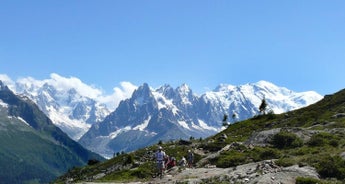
[275,157,295,167]
[129,167,151,179]
[271,131,303,149]
[250,147,280,161]
[199,142,225,152]
[216,151,247,168]
[308,132,339,147]
[315,155,345,180]
[295,177,320,184]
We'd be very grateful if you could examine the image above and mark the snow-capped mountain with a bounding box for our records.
[200,80,323,125]
[0,81,104,183]
[0,73,137,141]
[10,76,111,140]
[79,81,323,158]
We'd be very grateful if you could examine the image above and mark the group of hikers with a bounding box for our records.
[154,146,194,176]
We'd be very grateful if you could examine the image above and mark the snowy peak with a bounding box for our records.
[176,83,191,95]
[156,84,175,99]
[131,83,155,107]
[175,84,195,105]
[214,83,236,92]
[134,83,151,96]
[3,76,111,140]
[204,80,323,117]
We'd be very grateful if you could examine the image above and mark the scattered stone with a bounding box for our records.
[332,113,345,119]
[340,152,345,160]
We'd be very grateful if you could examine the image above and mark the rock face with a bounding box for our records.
[244,127,322,146]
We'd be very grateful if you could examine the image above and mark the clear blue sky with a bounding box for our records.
[0,1,344,95]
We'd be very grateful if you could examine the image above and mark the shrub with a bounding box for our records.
[271,131,303,149]
[314,155,345,180]
[216,151,247,168]
[199,142,225,152]
[250,147,280,161]
[124,154,134,165]
[129,167,151,179]
[87,159,100,166]
[292,147,316,156]
[330,139,340,147]
[308,134,326,147]
[295,177,320,184]
[308,132,339,147]
[259,148,280,160]
[275,157,295,167]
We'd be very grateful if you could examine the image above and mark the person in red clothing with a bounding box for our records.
[166,156,176,170]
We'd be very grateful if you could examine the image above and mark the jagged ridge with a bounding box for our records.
[79,81,323,158]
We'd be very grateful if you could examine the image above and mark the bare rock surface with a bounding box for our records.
[157,160,319,184]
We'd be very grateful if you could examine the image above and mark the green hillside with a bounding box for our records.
[55,88,345,183]
[0,82,104,184]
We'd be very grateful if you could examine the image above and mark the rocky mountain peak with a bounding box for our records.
[156,84,174,98]
[133,83,152,98]
[0,80,7,90]
[176,83,191,94]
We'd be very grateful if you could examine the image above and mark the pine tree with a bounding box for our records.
[259,97,268,115]
[232,113,237,123]
[222,114,229,127]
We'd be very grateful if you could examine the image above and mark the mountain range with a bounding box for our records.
[79,81,323,158]
[0,81,103,183]
[1,75,323,158]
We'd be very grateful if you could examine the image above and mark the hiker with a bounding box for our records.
[166,156,176,170]
[187,149,194,168]
[155,146,166,175]
[164,154,170,167]
[179,156,187,167]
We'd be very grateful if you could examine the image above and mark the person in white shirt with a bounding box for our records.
[155,146,166,176]
[179,156,187,167]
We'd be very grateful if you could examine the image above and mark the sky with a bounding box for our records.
[0,1,344,96]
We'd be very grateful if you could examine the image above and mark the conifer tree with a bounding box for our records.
[222,114,229,127]
[259,97,268,115]
[232,113,237,123]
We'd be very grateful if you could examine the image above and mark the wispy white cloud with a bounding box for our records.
[0,74,15,90]
[49,73,103,99]
[0,74,12,83]
[16,76,45,93]
[99,81,137,110]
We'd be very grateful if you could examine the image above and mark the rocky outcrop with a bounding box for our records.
[245,127,321,146]
[146,160,319,184]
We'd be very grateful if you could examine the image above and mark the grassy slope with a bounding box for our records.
[56,89,345,183]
